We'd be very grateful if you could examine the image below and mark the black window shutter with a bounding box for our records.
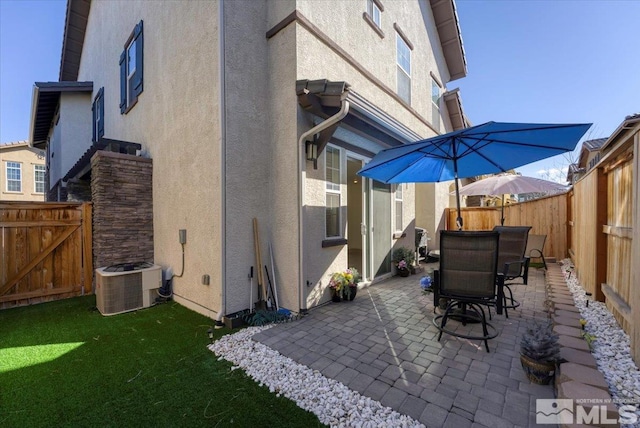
[92,98,96,142]
[98,87,105,139]
[119,50,126,113]
[132,20,143,97]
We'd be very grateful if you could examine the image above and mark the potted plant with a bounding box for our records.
[328,267,361,302]
[392,247,415,277]
[520,320,561,385]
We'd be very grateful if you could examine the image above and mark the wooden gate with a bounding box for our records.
[0,202,92,309]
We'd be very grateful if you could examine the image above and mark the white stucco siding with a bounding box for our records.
[48,121,62,188]
[59,93,92,177]
[78,1,221,318]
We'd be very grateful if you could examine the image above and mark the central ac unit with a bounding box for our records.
[95,263,162,316]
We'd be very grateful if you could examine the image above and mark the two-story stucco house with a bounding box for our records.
[29,0,468,321]
[0,141,46,201]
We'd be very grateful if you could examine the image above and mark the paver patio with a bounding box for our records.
[254,264,557,427]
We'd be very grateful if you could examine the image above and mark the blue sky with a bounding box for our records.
[454,0,640,181]
[0,0,65,143]
[1,0,638,183]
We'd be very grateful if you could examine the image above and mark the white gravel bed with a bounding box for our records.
[208,326,425,428]
[560,259,640,425]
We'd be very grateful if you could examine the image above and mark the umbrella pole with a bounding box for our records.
[454,173,463,230]
[501,194,505,225]
[452,146,463,230]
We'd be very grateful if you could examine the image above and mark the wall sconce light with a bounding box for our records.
[305,140,318,162]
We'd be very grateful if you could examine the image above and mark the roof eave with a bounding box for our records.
[29,81,94,148]
[601,115,640,151]
[59,0,91,81]
[443,88,469,131]
[429,0,467,82]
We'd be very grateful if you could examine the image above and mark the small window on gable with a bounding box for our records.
[396,33,411,104]
[367,0,382,28]
[92,87,105,142]
[120,20,144,114]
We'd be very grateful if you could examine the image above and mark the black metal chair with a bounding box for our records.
[492,226,532,316]
[432,231,505,352]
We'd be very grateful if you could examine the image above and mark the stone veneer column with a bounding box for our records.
[91,151,153,269]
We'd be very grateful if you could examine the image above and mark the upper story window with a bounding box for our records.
[364,0,384,37]
[396,31,411,104]
[120,20,144,114]
[92,87,105,142]
[34,165,45,193]
[431,76,441,132]
[6,161,21,192]
[367,0,382,28]
[325,146,342,238]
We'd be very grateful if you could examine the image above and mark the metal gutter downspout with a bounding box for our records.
[297,100,350,313]
[216,0,227,326]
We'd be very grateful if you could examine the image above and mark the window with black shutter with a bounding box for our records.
[92,87,104,142]
[120,20,144,114]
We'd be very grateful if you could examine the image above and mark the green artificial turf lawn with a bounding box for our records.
[0,296,323,428]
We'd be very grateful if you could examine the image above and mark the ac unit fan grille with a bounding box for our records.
[98,274,143,314]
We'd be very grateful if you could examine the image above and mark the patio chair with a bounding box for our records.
[525,234,547,270]
[432,230,504,352]
[492,225,532,316]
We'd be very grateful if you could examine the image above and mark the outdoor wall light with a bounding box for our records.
[305,140,318,161]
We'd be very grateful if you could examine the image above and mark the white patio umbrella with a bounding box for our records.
[457,175,568,225]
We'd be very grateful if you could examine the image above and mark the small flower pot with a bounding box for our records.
[331,289,342,302]
[398,268,410,277]
[342,285,357,301]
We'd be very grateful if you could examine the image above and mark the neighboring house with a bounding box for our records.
[29,0,468,320]
[566,137,607,184]
[0,141,46,201]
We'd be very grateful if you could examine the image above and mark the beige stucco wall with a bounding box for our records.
[296,0,449,134]
[266,12,302,313]
[415,181,451,250]
[0,143,45,201]
[289,0,449,307]
[78,1,221,318]
[69,0,459,317]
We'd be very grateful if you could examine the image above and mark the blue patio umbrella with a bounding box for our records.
[357,121,591,229]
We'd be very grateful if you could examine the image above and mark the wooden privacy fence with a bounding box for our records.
[0,202,92,309]
[445,192,569,261]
